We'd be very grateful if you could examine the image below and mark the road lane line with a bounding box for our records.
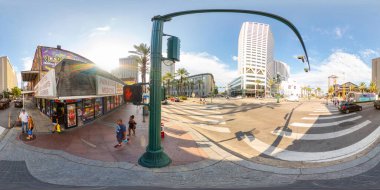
[313,110,340,113]
[302,113,356,120]
[165,105,221,114]
[244,125,380,162]
[272,120,371,140]
[168,107,224,118]
[290,116,362,128]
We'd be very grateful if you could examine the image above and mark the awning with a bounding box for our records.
[21,71,39,81]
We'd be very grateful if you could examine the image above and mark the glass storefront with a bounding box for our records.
[67,104,77,128]
[82,99,94,122]
[95,98,103,118]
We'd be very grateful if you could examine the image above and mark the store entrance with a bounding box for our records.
[56,103,65,126]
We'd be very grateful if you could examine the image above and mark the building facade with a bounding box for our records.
[179,73,215,97]
[0,56,18,93]
[111,56,139,84]
[272,60,290,81]
[372,57,380,92]
[280,79,301,97]
[21,46,124,129]
[228,22,274,97]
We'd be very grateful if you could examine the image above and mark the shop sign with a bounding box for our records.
[40,47,92,71]
[97,76,116,95]
[116,83,124,95]
[34,69,57,97]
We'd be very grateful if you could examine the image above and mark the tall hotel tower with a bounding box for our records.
[228,22,274,97]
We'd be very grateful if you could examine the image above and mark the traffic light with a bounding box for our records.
[123,84,143,105]
[167,36,180,61]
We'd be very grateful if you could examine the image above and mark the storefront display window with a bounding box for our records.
[110,96,114,110]
[82,99,94,122]
[115,96,119,107]
[95,98,103,118]
[77,101,83,127]
[67,104,77,128]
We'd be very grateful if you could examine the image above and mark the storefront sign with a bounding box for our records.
[34,69,57,97]
[40,47,92,71]
[97,76,116,95]
[116,83,124,95]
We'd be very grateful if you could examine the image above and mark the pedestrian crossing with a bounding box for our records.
[245,103,379,163]
[162,104,230,133]
[163,102,377,164]
[0,126,4,136]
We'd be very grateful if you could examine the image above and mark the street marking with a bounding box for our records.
[309,112,341,116]
[272,120,371,140]
[0,126,5,136]
[80,138,97,148]
[244,125,380,162]
[166,105,221,114]
[290,116,362,128]
[313,110,340,113]
[196,124,231,133]
[163,107,226,124]
[302,113,356,120]
[168,107,223,118]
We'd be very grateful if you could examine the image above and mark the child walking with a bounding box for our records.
[27,116,34,140]
[128,115,137,136]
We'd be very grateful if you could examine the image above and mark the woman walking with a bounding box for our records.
[128,115,137,136]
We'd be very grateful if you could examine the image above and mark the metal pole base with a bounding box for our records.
[138,149,172,168]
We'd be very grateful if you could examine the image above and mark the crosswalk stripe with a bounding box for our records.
[166,106,223,118]
[313,110,340,113]
[272,120,371,140]
[163,107,226,124]
[165,105,221,114]
[195,124,230,133]
[0,126,5,136]
[309,112,341,116]
[290,115,362,128]
[302,113,356,120]
[244,125,380,162]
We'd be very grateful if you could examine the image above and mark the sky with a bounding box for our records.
[0,0,379,91]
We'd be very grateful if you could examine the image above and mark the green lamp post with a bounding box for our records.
[138,9,310,168]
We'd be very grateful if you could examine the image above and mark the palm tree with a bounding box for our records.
[182,77,190,97]
[162,72,174,96]
[359,82,366,93]
[196,79,204,98]
[268,79,275,97]
[349,84,356,92]
[255,79,262,97]
[316,87,321,97]
[171,79,179,96]
[369,81,377,93]
[130,43,150,91]
[176,68,189,96]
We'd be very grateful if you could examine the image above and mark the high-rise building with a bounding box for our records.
[228,22,274,97]
[372,57,380,92]
[272,60,290,81]
[0,56,18,92]
[111,55,139,84]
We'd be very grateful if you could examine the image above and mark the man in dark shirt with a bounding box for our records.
[114,119,127,148]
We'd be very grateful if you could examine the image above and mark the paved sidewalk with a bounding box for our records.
[21,103,207,166]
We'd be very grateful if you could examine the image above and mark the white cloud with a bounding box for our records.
[334,27,344,38]
[232,56,238,61]
[89,26,111,37]
[175,52,237,88]
[21,57,33,70]
[359,49,379,58]
[95,26,110,31]
[291,50,371,91]
[312,26,349,39]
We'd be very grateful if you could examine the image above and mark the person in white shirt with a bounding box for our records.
[19,109,29,133]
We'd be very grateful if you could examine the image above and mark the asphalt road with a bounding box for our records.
[162,99,380,168]
[0,101,21,135]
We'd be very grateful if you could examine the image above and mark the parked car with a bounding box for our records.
[14,99,23,108]
[339,102,362,114]
[0,99,10,109]
[286,95,299,102]
[374,100,380,109]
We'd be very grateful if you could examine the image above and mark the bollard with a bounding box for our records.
[161,122,165,138]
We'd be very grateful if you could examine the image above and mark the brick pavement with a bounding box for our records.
[21,103,207,166]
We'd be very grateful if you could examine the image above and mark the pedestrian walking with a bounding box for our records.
[27,116,34,140]
[114,119,127,148]
[18,109,29,133]
[128,115,137,136]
